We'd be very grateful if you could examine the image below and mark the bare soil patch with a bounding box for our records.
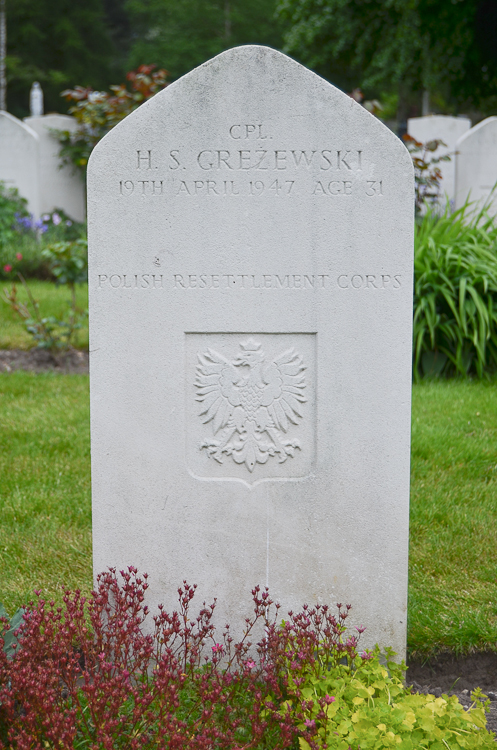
[407,653,497,734]
[0,348,89,375]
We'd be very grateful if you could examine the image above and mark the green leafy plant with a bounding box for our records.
[0,183,30,251]
[413,202,497,379]
[2,240,88,352]
[2,277,82,353]
[42,237,88,302]
[279,641,494,750]
[55,65,168,176]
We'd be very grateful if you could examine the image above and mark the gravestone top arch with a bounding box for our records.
[0,111,40,217]
[88,45,414,655]
[455,116,497,214]
[24,114,86,222]
[407,114,470,206]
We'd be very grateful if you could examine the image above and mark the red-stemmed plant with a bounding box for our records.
[0,568,358,749]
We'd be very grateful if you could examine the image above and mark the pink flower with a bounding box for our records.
[15,253,23,261]
[3,264,12,273]
[211,643,224,654]
[245,659,256,669]
[355,625,366,633]
[323,694,336,704]
[360,650,374,660]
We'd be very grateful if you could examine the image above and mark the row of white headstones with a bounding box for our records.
[0,110,85,222]
[0,107,495,225]
[407,114,497,214]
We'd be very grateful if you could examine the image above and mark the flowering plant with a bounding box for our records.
[0,570,300,749]
[1,570,495,750]
[13,210,81,241]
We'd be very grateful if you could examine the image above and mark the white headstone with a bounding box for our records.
[407,115,471,207]
[455,117,497,214]
[24,114,86,222]
[0,112,40,217]
[29,81,44,117]
[88,46,414,655]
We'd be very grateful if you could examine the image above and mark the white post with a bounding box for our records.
[30,82,44,116]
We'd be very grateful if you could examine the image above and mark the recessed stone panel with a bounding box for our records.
[186,332,315,485]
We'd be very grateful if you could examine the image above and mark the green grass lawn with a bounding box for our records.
[0,372,496,657]
[409,380,497,656]
[0,373,91,615]
[0,279,89,349]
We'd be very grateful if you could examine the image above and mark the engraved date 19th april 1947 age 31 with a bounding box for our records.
[118,177,384,198]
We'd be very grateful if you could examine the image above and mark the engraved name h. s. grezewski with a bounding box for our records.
[195,338,306,472]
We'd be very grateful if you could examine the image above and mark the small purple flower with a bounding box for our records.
[355,625,366,634]
[52,212,61,225]
[360,650,374,661]
[42,214,51,221]
[33,218,49,233]
[323,694,336,704]
[15,214,33,231]
[304,719,316,729]
[66,220,72,226]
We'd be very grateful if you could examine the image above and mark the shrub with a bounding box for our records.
[2,239,88,352]
[0,570,495,750]
[0,206,87,282]
[414,201,497,379]
[282,643,494,750]
[55,65,168,177]
[0,570,297,750]
[0,184,30,251]
[403,135,451,215]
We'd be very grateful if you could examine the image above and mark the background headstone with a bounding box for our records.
[455,117,497,214]
[24,114,86,222]
[0,111,40,217]
[407,115,471,207]
[88,46,414,655]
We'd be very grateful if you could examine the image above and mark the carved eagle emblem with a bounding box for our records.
[195,338,306,472]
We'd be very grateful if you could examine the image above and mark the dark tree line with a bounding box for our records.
[277,0,497,118]
[5,0,497,119]
[5,0,282,118]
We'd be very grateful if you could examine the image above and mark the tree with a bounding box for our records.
[276,0,497,117]
[125,0,283,80]
[6,0,117,118]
